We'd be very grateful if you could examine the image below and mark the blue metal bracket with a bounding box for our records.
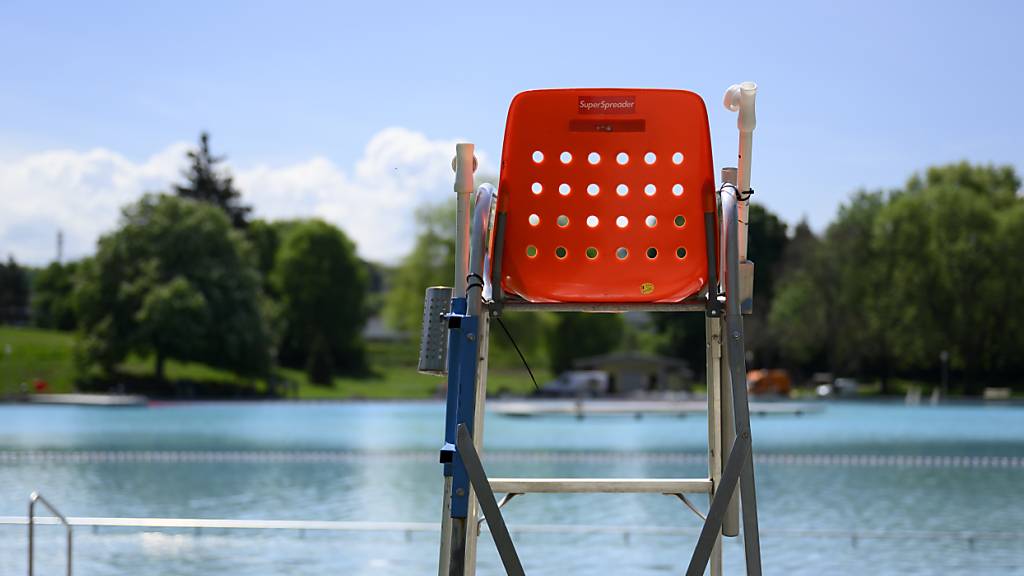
[438,297,480,519]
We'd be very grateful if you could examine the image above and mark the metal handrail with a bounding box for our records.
[5,515,1024,544]
[28,492,72,576]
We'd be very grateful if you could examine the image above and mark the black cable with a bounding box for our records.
[493,315,540,393]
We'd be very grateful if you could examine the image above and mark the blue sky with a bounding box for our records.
[1,0,1021,264]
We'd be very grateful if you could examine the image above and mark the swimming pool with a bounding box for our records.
[1,400,1021,575]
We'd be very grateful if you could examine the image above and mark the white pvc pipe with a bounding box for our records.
[453,143,476,297]
[724,82,757,261]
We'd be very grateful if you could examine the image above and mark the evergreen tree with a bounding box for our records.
[32,261,79,331]
[174,132,251,228]
[0,256,30,324]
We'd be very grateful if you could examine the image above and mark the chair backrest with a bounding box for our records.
[493,88,717,303]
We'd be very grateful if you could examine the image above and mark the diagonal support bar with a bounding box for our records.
[456,424,525,576]
[686,434,750,576]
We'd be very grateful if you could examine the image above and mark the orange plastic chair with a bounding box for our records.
[494,89,717,303]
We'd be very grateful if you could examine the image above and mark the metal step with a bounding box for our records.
[488,477,713,494]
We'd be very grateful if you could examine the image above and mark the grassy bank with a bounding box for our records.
[0,325,545,399]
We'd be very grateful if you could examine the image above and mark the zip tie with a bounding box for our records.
[466,273,485,294]
[720,183,754,201]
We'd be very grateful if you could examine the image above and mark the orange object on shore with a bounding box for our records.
[746,369,791,396]
[495,89,717,303]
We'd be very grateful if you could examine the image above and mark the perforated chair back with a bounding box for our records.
[494,89,717,303]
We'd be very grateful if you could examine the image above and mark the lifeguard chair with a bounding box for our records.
[418,83,762,575]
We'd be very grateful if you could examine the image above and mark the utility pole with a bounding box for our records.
[56,229,63,264]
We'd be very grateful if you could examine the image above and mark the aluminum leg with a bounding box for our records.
[720,333,739,538]
[463,312,491,575]
[438,476,453,576]
[449,518,469,576]
[456,424,525,576]
[706,316,724,576]
[725,311,762,574]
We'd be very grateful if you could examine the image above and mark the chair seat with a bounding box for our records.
[494,89,717,303]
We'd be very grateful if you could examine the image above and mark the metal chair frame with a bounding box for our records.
[424,84,762,576]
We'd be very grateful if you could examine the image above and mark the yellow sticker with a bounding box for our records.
[640,282,655,295]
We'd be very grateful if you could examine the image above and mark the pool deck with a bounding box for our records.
[490,399,823,418]
[19,393,148,407]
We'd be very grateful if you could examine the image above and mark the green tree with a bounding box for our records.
[874,163,1019,394]
[75,194,270,380]
[174,132,251,228]
[271,219,368,384]
[768,163,1024,394]
[746,203,791,305]
[767,268,828,370]
[384,201,553,371]
[548,313,624,374]
[134,276,209,378]
[655,203,790,372]
[245,219,284,290]
[822,191,896,389]
[741,204,790,367]
[994,201,1024,379]
[32,261,79,331]
[768,220,830,376]
[384,203,457,334]
[0,256,30,324]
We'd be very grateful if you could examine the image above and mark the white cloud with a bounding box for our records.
[0,128,488,265]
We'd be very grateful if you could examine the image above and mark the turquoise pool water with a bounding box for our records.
[1,400,1022,575]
